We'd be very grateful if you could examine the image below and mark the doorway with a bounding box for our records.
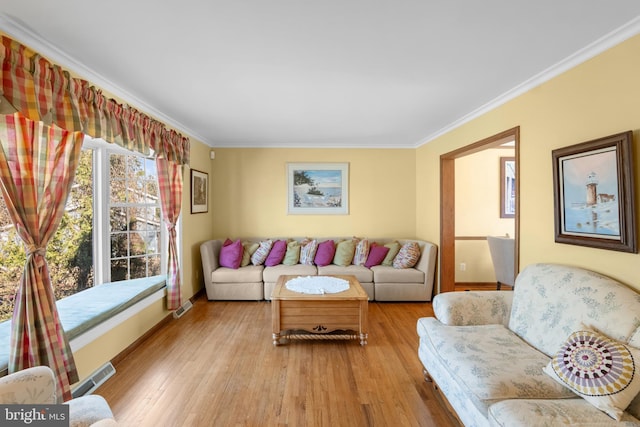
[439,127,520,293]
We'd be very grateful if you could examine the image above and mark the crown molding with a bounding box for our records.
[416,15,640,148]
[0,14,209,144]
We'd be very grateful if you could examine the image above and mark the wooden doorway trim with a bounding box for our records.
[439,127,520,293]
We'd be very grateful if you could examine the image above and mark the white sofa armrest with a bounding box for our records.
[433,291,513,326]
[200,240,222,287]
[0,366,56,404]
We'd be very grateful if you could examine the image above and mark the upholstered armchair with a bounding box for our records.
[487,235,516,290]
[0,366,117,427]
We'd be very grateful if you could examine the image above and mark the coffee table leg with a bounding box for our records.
[360,333,368,346]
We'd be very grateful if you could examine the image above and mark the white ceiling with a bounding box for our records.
[2,1,640,148]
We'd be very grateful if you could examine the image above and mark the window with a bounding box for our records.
[108,152,163,281]
[0,137,167,322]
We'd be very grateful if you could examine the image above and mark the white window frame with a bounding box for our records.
[83,136,169,285]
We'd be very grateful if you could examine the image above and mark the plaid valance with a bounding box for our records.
[0,36,190,164]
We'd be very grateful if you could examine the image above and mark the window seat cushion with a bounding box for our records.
[0,275,166,374]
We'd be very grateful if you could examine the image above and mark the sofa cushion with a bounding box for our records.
[299,239,318,265]
[543,328,640,421]
[317,265,373,283]
[212,265,264,283]
[417,317,575,417]
[314,240,336,266]
[241,241,259,267]
[282,240,301,265]
[371,265,424,283]
[381,241,401,266]
[509,263,640,359]
[333,239,356,266]
[263,264,317,282]
[251,240,273,265]
[488,398,640,426]
[353,238,370,266]
[393,241,421,269]
[265,239,287,266]
[219,239,243,269]
[364,244,389,268]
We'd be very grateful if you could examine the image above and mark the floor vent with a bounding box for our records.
[173,300,193,319]
[72,362,116,398]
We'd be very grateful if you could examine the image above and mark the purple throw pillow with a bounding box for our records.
[314,240,336,266]
[364,244,390,268]
[219,238,243,269]
[265,239,287,266]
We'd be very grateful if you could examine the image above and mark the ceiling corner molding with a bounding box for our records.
[415,15,640,148]
[0,14,209,145]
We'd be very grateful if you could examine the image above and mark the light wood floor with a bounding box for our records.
[98,297,457,427]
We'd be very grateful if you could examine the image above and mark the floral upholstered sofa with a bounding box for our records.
[417,263,640,426]
[200,237,437,301]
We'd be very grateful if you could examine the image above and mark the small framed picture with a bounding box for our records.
[190,169,208,214]
[552,131,636,253]
[500,157,516,218]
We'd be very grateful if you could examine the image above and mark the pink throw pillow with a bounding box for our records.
[364,243,390,268]
[265,239,287,266]
[219,238,243,269]
[314,240,336,266]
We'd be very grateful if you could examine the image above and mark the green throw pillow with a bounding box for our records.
[333,239,357,266]
[381,241,401,266]
[282,240,301,265]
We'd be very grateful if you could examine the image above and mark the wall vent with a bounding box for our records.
[71,362,116,399]
[173,300,193,319]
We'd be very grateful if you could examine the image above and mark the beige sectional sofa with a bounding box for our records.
[200,237,437,301]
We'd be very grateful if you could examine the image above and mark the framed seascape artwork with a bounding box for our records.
[287,162,349,214]
[552,131,636,253]
[190,169,208,214]
[500,157,516,218]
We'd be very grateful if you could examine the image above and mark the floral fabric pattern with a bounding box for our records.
[508,264,640,358]
[417,263,640,426]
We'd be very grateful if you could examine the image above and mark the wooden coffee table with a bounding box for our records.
[271,275,368,346]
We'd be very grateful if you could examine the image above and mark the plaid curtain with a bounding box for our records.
[0,113,82,401]
[0,35,190,164]
[156,158,183,310]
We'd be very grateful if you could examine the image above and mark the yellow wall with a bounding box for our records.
[455,148,515,282]
[417,33,640,291]
[209,148,417,238]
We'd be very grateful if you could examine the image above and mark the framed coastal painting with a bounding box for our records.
[190,169,208,214]
[287,162,349,214]
[500,157,516,218]
[552,131,636,253]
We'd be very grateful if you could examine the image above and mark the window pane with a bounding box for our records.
[146,180,158,199]
[130,231,147,256]
[148,255,161,276]
[110,153,126,179]
[144,158,157,181]
[127,207,143,231]
[110,207,127,232]
[110,180,127,204]
[145,232,159,254]
[111,233,128,258]
[111,259,129,282]
[129,256,147,279]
